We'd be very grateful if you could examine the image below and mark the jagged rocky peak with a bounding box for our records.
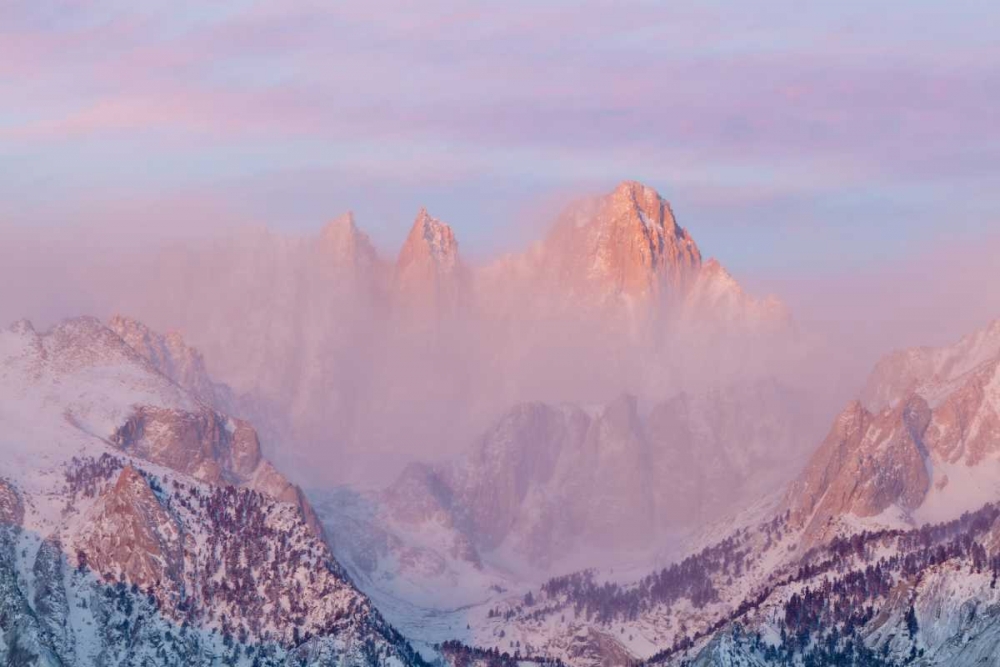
[608,179,685,238]
[597,180,701,275]
[318,210,380,269]
[788,395,932,536]
[543,180,702,304]
[397,207,460,274]
[785,317,1000,543]
[393,207,465,315]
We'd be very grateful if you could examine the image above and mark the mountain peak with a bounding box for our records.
[400,207,459,271]
[612,179,657,198]
[320,210,357,237]
[611,179,665,215]
[108,314,230,409]
[541,181,702,305]
[318,211,378,268]
[608,180,684,235]
[392,209,464,317]
[861,315,1000,411]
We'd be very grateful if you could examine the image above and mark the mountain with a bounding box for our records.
[106,315,323,538]
[107,314,235,411]
[860,319,1000,412]
[534,180,702,308]
[403,317,1000,666]
[789,317,1000,541]
[0,316,425,666]
[393,208,466,318]
[318,378,815,645]
[484,181,786,343]
[91,180,797,486]
[318,212,382,279]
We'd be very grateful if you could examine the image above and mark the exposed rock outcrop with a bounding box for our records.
[76,465,184,596]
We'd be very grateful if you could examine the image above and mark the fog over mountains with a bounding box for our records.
[5,181,811,487]
[4,179,1000,666]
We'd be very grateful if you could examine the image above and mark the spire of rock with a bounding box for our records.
[319,211,379,270]
[397,207,459,274]
[393,208,464,317]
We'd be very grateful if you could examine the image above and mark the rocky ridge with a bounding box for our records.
[0,316,425,666]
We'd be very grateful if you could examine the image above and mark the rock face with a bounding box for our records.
[76,465,184,595]
[539,180,702,306]
[788,318,1000,538]
[788,396,932,536]
[333,378,812,596]
[318,211,381,276]
[110,406,260,483]
[393,207,466,318]
[923,356,1000,466]
[860,319,1000,412]
[105,317,325,539]
[0,316,423,666]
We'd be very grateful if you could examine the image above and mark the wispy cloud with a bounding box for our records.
[2,1,998,270]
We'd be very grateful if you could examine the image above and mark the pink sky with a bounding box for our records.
[2,1,998,275]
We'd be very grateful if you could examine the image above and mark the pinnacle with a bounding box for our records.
[320,211,359,238]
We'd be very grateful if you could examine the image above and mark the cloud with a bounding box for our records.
[1,0,998,268]
[751,229,1000,406]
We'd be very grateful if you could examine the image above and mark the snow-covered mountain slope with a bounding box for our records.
[789,317,1000,542]
[104,315,322,538]
[861,319,1000,412]
[107,314,237,413]
[0,316,425,666]
[417,317,1000,666]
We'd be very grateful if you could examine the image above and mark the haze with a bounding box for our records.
[3,0,1000,569]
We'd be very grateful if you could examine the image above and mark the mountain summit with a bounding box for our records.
[539,180,702,305]
[318,211,380,273]
[393,208,465,316]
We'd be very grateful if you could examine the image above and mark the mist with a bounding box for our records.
[3,196,998,495]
